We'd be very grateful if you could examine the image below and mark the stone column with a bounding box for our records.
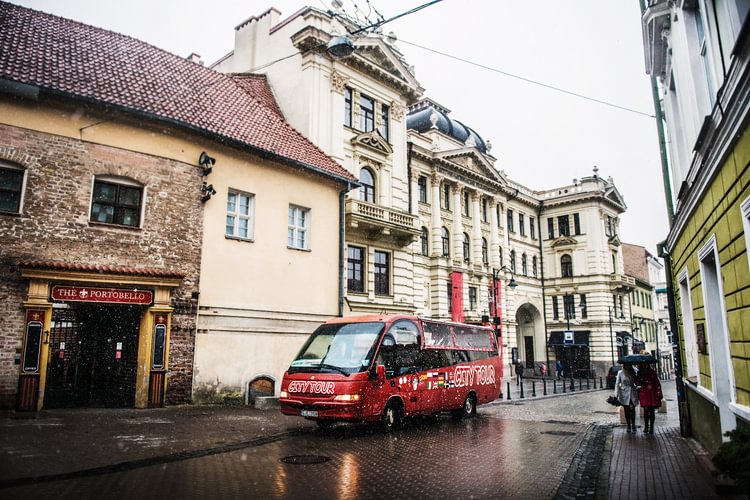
[452,184,463,262]
[489,198,501,268]
[431,175,443,257]
[471,192,482,267]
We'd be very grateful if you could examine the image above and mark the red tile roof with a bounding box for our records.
[230,74,283,117]
[0,2,355,183]
[18,260,186,278]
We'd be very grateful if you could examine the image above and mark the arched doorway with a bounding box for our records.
[515,304,544,373]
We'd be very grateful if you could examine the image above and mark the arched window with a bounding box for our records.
[248,376,275,404]
[532,256,538,278]
[481,238,488,265]
[561,254,573,277]
[420,227,429,256]
[359,167,375,203]
[521,253,527,276]
[441,227,450,257]
[510,250,516,274]
[462,232,470,262]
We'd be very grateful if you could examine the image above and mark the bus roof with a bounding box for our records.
[325,315,493,331]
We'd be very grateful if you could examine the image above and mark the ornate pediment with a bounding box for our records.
[351,130,393,155]
[551,236,578,248]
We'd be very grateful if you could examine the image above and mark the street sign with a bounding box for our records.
[563,331,574,345]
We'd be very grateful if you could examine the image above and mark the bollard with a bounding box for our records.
[532,381,536,397]
[562,378,566,393]
[520,381,525,399]
[570,377,575,392]
[578,378,583,391]
[543,378,547,396]
[600,377,603,389]
[507,381,511,400]
[587,378,590,390]
[553,379,557,394]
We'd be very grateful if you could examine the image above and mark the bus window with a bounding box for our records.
[420,349,452,370]
[289,322,383,374]
[422,320,453,348]
[454,326,494,350]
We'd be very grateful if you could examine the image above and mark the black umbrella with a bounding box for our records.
[619,354,657,364]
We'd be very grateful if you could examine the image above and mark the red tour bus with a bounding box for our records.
[279,314,503,430]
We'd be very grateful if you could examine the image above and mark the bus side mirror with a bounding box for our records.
[375,364,386,384]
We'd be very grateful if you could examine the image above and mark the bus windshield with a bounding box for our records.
[288,322,384,375]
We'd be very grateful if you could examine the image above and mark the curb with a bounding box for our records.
[685,436,744,496]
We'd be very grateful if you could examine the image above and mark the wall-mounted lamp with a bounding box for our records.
[327,35,355,58]
[201,182,216,203]
[199,151,216,176]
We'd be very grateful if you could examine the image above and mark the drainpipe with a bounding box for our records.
[407,141,413,214]
[658,241,689,437]
[338,184,352,317]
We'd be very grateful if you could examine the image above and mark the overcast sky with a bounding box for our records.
[11,0,671,255]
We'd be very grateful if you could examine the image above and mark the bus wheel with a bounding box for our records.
[382,400,402,432]
[453,394,477,420]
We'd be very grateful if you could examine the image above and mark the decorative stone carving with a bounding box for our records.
[391,102,406,121]
[430,110,439,129]
[350,130,393,155]
[551,236,578,248]
[330,70,347,93]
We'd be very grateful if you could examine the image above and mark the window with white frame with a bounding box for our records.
[741,196,750,269]
[468,286,477,311]
[418,176,428,203]
[679,269,699,380]
[0,162,25,213]
[90,176,143,227]
[359,167,375,203]
[288,205,310,250]
[226,189,255,239]
[359,94,375,132]
[374,250,390,296]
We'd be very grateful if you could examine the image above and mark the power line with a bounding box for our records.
[397,38,656,119]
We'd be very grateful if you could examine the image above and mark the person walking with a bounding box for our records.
[635,361,663,434]
[515,360,524,386]
[556,359,563,380]
[615,363,639,433]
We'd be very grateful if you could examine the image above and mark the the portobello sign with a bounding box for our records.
[51,286,153,305]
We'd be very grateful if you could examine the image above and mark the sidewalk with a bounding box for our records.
[0,381,740,499]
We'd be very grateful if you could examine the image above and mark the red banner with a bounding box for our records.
[451,271,464,323]
[51,286,153,305]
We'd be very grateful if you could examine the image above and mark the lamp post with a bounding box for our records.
[489,266,517,332]
[490,266,517,363]
[608,306,615,366]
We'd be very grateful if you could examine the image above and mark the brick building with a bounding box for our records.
[0,2,353,410]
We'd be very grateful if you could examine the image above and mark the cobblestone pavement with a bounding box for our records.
[0,379,735,500]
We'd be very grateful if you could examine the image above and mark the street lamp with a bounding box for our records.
[489,265,517,335]
[608,307,626,365]
[608,307,615,366]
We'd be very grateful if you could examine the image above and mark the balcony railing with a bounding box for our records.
[345,198,420,246]
[610,274,636,291]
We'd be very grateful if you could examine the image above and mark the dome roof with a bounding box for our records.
[406,100,487,153]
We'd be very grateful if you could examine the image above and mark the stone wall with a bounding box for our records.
[0,123,203,407]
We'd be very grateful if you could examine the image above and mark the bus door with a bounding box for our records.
[375,320,422,416]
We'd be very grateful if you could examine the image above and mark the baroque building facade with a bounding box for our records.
[641,0,749,451]
[211,5,637,388]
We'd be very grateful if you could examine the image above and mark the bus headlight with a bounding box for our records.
[333,394,360,401]
[280,391,288,399]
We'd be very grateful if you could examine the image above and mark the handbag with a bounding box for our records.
[606,395,622,406]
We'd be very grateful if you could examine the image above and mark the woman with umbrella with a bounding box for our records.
[635,356,663,434]
[615,362,639,432]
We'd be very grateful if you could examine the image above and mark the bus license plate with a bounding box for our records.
[301,410,318,417]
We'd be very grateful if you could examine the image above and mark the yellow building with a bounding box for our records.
[642,1,750,450]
